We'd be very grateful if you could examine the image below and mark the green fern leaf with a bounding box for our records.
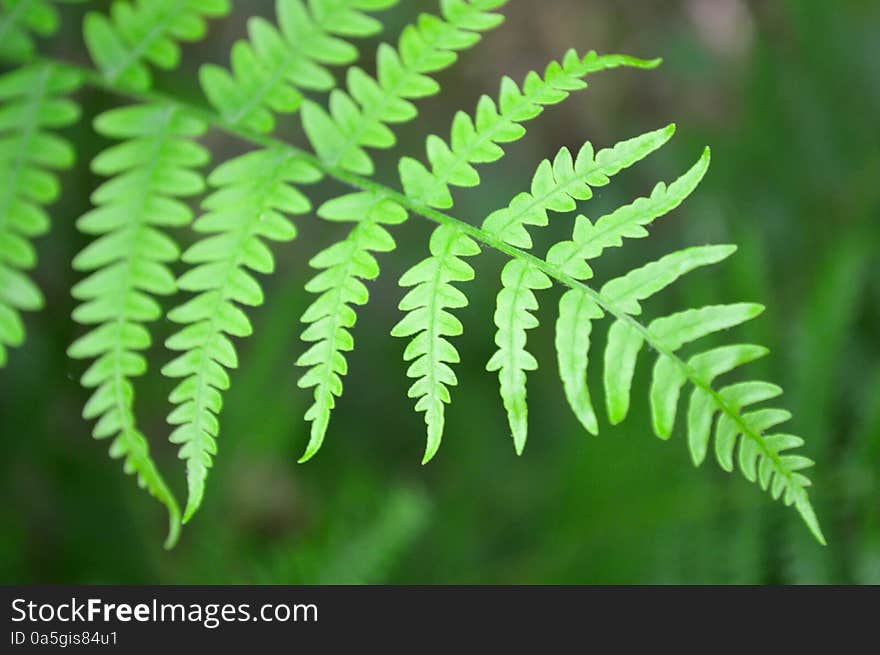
[0,63,80,367]
[297,191,407,462]
[294,0,511,458]
[684,347,772,462]
[164,147,322,521]
[302,0,509,174]
[69,103,209,546]
[399,49,661,210]
[486,260,551,453]
[602,318,644,425]
[599,286,821,541]
[544,143,713,435]
[172,0,398,508]
[547,141,709,280]
[483,128,673,448]
[84,0,230,91]
[0,0,826,545]
[651,344,767,441]
[555,290,604,435]
[485,126,675,251]
[391,225,480,463]
[0,0,85,60]
[604,302,763,428]
[200,0,397,134]
[601,245,737,316]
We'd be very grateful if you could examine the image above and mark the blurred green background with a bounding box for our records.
[1,0,878,584]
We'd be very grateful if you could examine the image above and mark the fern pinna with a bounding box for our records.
[0,0,825,546]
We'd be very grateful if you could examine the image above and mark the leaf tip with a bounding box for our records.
[718,244,739,259]
[181,500,198,527]
[421,448,438,466]
[298,441,321,465]
[164,506,182,550]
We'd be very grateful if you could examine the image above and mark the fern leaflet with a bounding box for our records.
[0,0,828,545]
[391,225,480,463]
[399,50,660,210]
[485,126,675,446]
[68,103,209,547]
[201,0,398,134]
[0,63,80,367]
[294,0,508,460]
[297,191,407,462]
[85,0,231,91]
[302,0,508,174]
[164,148,321,521]
[486,260,551,453]
[389,51,659,459]
[0,0,85,60]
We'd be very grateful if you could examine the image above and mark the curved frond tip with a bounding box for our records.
[164,147,322,521]
[69,102,206,545]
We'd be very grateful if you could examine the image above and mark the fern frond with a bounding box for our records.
[484,126,675,251]
[293,0,510,459]
[0,0,826,545]
[601,245,737,317]
[599,295,824,543]
[84,0,231,91]
[399,49,660,210]
[302,0,508,175]
[297,191,407,462]
[391,225,480,463]
[517,137,822,541]
[0,0,84,60]
[163,148,322,521]
[0,63,80,367]
[389,55,660,457]
[484,126,674,446]
[68,103,209,546]
[201,0,398,134]
[543,146,711,438]
[169,0,400,514]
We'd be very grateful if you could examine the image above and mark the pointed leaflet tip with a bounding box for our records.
[597,53,663,70]
[163,503,182,550]
[421,445,438,466]
[181,490,201,526]
[298,419,328,464]
[422,417,444,465]
[298,440,321,464]
[796,494,827,546]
